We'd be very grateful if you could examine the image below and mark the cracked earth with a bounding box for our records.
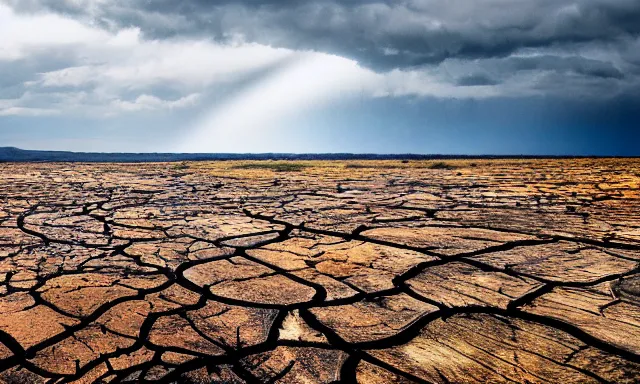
[0,159,639,383]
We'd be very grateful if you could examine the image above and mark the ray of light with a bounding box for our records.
[177,52,377,153]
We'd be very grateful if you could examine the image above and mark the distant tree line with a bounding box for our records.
[0,147,631,163]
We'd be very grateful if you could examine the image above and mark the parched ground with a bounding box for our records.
[0,159,639,384]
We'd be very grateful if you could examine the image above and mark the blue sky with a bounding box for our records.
[1,1,639,155]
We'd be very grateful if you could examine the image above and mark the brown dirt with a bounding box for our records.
[0,159,638,383]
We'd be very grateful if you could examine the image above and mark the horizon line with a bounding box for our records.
[1,147,638,161]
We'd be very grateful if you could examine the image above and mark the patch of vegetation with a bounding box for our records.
[171,162,190,170]
[232,162,308,172]
[345,163,377,169]
[427,161,457,170]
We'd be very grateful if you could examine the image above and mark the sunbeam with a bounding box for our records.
[177,52,377,153]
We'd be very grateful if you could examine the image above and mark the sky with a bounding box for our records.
[0,0,639,155]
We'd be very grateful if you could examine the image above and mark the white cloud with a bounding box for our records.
[0,106,59,116]
[110,93,200,113]
[0,4,107,61]
[0,4,295,116]
[35,33,295,90]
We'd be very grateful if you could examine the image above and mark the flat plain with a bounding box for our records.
[0,159,639,383]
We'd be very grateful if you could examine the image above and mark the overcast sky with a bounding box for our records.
[1,0,639,154]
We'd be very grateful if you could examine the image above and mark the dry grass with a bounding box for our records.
[172,158,637,180]
[231,162,309,172]
[344,160,458,169]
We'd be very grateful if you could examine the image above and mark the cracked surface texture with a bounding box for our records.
[0,159,639,383]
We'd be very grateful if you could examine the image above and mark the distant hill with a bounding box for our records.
[0,147,625,163]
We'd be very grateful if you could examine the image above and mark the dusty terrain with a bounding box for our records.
[0,159,638,383]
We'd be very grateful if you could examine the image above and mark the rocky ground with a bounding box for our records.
[0,159,638,383]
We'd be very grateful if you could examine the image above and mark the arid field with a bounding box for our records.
[0,159,638,383]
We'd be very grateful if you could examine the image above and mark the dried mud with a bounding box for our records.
[0,159,638,383]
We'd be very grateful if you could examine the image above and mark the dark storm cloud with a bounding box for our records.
[456,74,499,87]
[456,54,628,84]
[6,0,640,71]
